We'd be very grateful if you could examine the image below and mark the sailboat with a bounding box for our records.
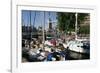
[63,13,90,54]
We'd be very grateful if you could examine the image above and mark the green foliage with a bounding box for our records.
[57,12,90,34]
[78,13,89,24]
[78,25,90,34]
[57,12,75,33]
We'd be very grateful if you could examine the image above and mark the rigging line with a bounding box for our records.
[23,19,25,32]
[29,10,32,40]
[29,11,31,33]
[26,11,29,33]
[40,12,43,28]
[33,11,36,26]
[49,12,51,21]
[22,15,26,32]
[49,12,50,19]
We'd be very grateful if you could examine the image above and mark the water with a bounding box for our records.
[67,50,90,60]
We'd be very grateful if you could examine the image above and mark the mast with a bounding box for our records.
[22,16,25,32]
[33,11,36,28]
[43,11,45,49]
[75,13,78,40]
[30,10,32,41]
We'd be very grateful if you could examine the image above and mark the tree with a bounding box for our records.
[77,13,90,35]
[57,12,75,35]
[57,12,90,35]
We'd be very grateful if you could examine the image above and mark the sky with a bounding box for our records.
[22,10,57,30]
